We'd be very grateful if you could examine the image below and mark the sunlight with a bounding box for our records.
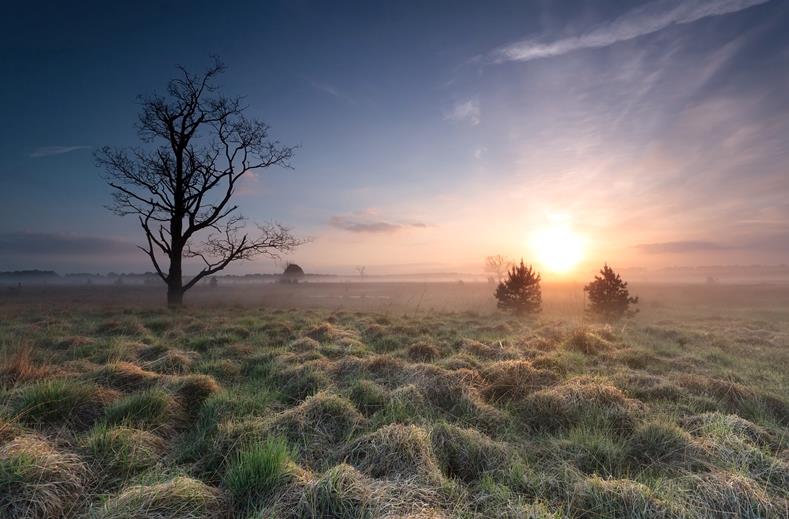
[530,224,585,274]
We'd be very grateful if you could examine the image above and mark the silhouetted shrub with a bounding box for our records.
[584,264,638,321]
[494,259,542,316]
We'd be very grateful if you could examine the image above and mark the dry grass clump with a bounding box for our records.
[0,418,22,443]
[275,364,332,403]
[518,377,644,434]
[269,392,365,470]
[304,322,361,343]
[90,361,159,391]
[456,337,511,360]
[296,463,380,518]
[625,420,694,466]
[349,379,389,416]
[429,422,511,483]
[1,345,51,388]
[481,360,559,403]
[563,328,613,355]
[408,341,441,362]
[364,355,409,386]
[437,353,481,371]
[145,349,196,375]
[416,367,506,432]
[569,477,668,518]
[343,423,442,483]
[684,412,788,488]
[612,372,683,402]
[0,434,86,518]
[687,471,783,518]
[682,412,775,447]
[11,379,115,430]
[289,336,321,353]
[171,374,221,417]
[91,476,226,519]
[83,424,166,483]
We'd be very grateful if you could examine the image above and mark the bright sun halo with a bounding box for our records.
[531,225,585,274]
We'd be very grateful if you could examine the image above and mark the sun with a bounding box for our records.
[530,224,585,274]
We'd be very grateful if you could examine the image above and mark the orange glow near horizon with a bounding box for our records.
[530,223,586,275]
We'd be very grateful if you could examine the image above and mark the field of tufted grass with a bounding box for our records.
[1,285,788,518]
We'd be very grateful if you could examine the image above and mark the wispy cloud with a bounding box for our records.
[444,99,480,126]
[636,241,730,254]
[329,213,428,234]
[490,0,770,63]
[30,145,90,158]
[308,79,356,105]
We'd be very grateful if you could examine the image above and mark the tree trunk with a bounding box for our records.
[167,242,183,307]
[167,285,184,306]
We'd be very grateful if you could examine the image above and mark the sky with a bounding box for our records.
[1,0,788,277]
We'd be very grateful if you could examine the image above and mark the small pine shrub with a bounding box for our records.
[584,264,638,321]
[494,260,542,315]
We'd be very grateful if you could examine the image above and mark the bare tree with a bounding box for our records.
[484,255,511,283]
[355,265,366,281]
[97,58,303,306]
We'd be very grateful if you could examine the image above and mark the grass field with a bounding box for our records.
[1,283,788,517]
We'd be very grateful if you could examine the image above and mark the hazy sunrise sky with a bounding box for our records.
[1,0,787,276]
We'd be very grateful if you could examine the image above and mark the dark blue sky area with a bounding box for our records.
[1,1,787,274]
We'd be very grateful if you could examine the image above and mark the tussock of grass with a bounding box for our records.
[103,387,176,430]
[91,476,225,519]
[344,423,442,483]
[90,361,159,391]
[223,437,299,511]
[410,365,506,432]
[269,392,365,470]
[297,463,378,518]
[687,471,783,518]
[569,476,667,518]
[171,374,221,417]
[481,360,558,403]
[304,322,360,343]
[430,422,511,483]
[275,364,331,403]
[194,358,242,380]
[517,377,644,434]
[289,336,321,353]
[408,341,440,362]
[11,379,114,430]
[626,420,694,467]
[349,379,388,416]
[1,345,51,388]
[145,349,195,374]
[563,328,614,356]
[0,434,86,518]
[83,424,165,482]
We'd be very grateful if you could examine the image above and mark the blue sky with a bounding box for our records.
[1,0,787,275]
